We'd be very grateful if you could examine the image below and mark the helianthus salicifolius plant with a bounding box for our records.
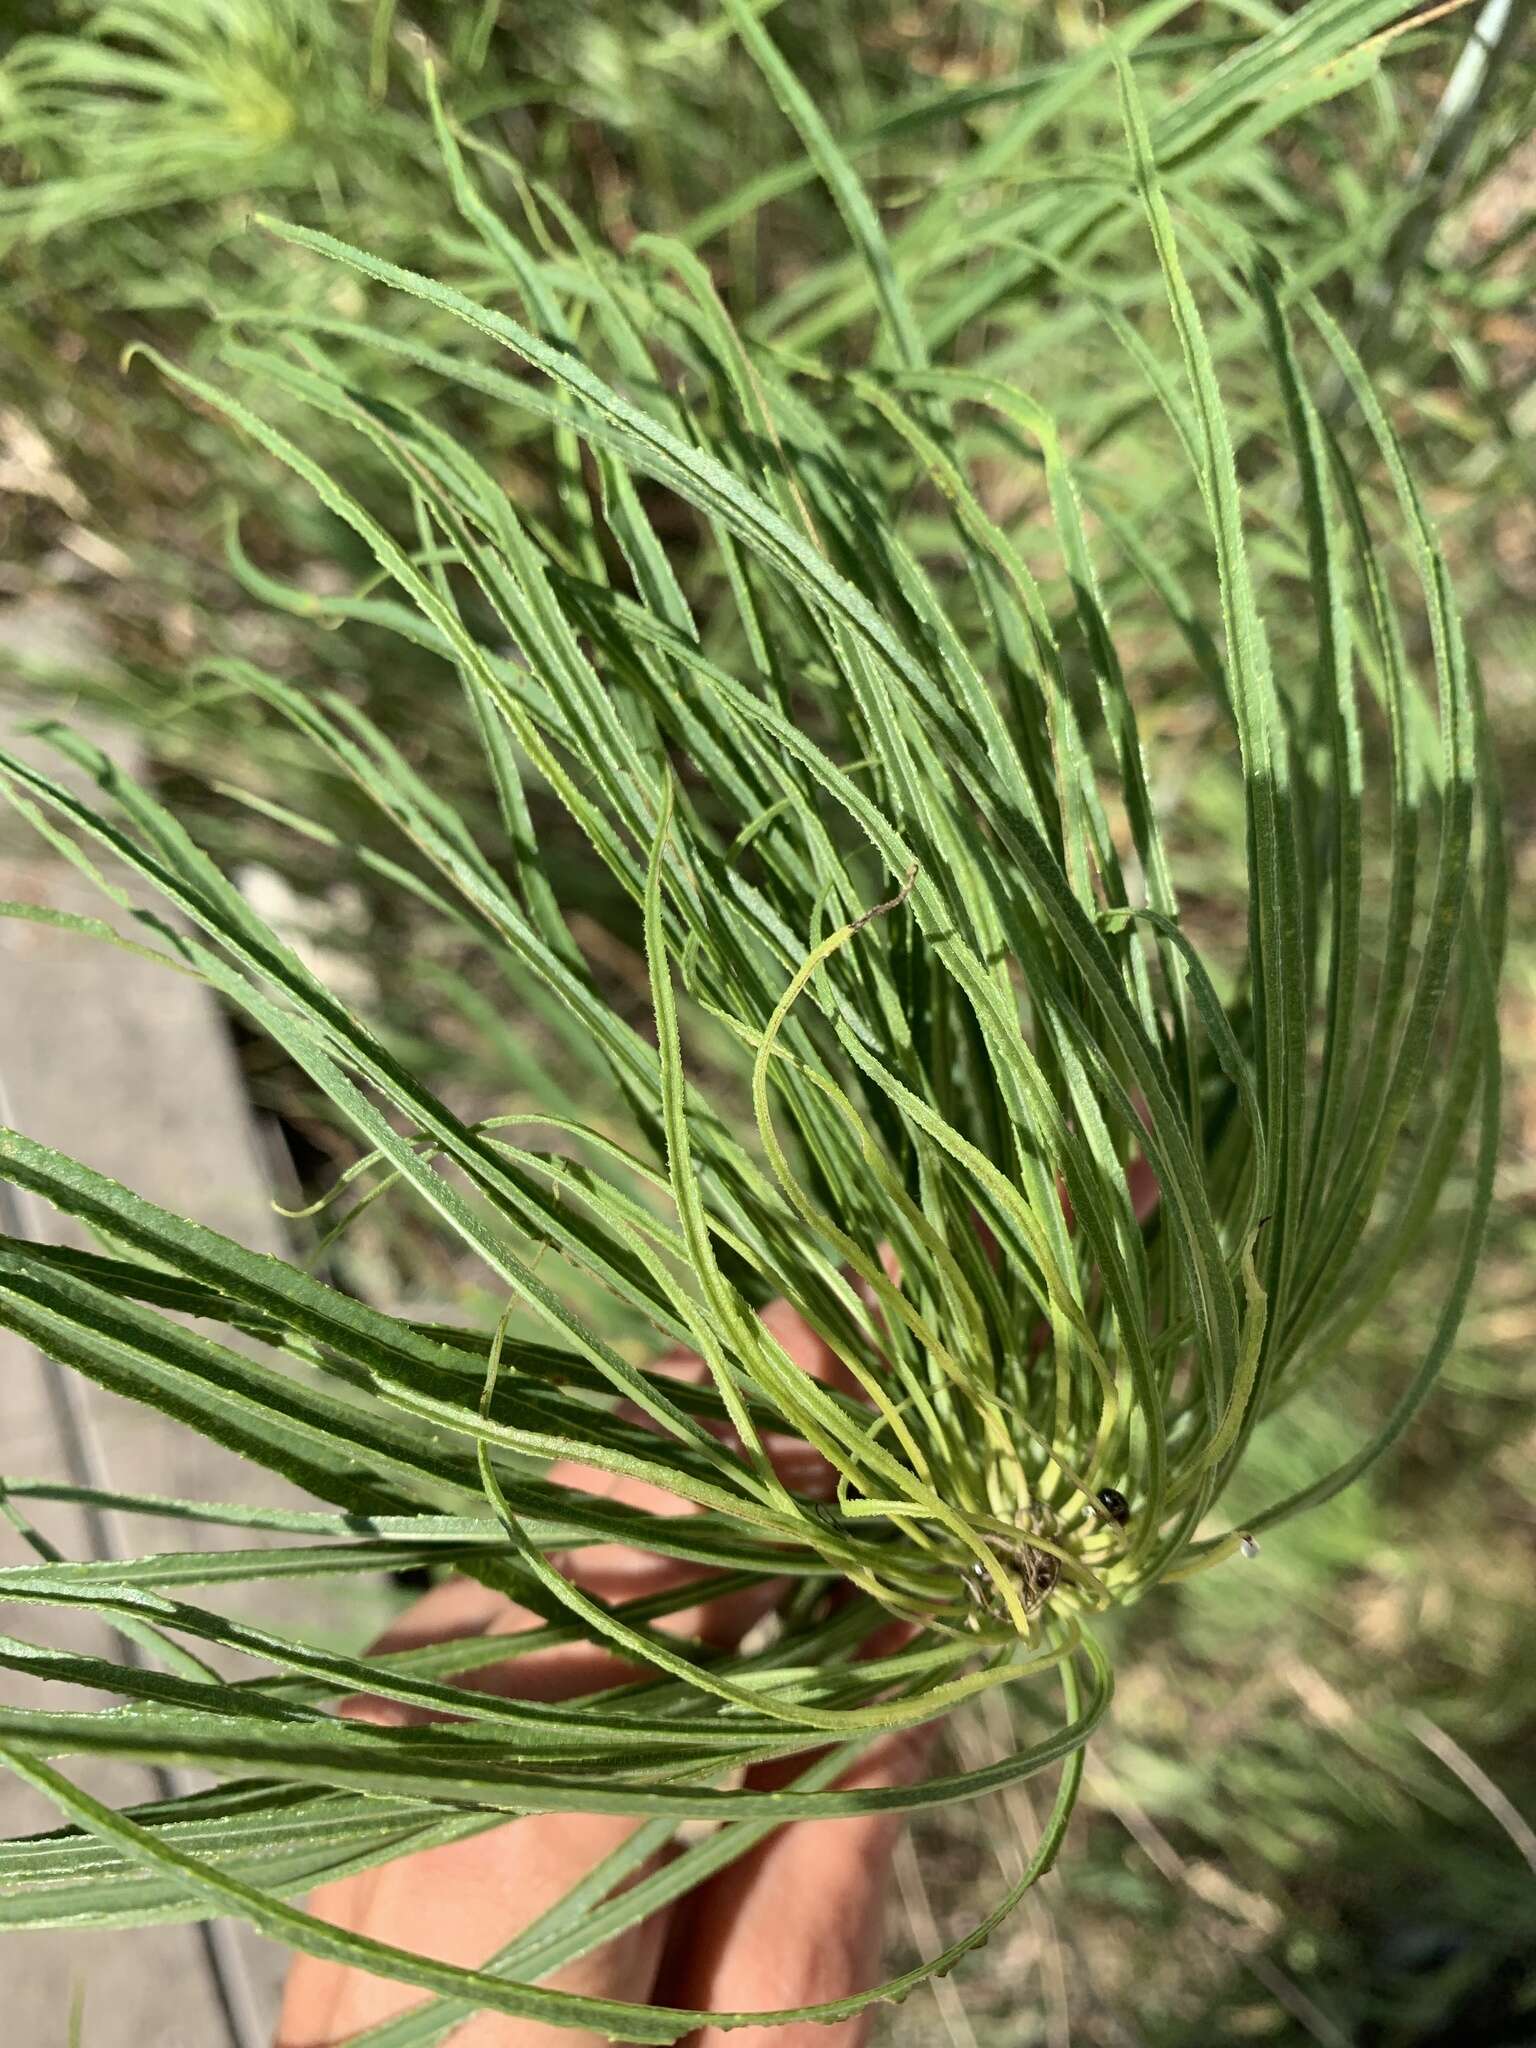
[0,11,1503,2041]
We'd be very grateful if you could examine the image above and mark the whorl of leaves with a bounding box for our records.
[0,5,1501,2037]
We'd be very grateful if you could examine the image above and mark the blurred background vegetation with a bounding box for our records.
[2,2,1533,2043]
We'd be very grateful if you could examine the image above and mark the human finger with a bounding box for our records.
[658,1708,939,2048]
[276,1292,862,2045]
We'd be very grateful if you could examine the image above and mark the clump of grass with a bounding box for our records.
[0,0,352,241]
[0,11,1503,2038]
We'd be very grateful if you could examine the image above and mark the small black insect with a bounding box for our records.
[1095,1486,1131,1526]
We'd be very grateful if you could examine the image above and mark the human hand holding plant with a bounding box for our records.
[278,1298,935,2048]
[279,1155,1167,2048]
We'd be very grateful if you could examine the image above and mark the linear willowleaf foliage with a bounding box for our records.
[0,8,1501,2038]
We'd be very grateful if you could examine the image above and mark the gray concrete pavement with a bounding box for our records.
[1,612,319,2045]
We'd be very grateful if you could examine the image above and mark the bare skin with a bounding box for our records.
[276,1298,934,2048]
[279,1165,1158,2045]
